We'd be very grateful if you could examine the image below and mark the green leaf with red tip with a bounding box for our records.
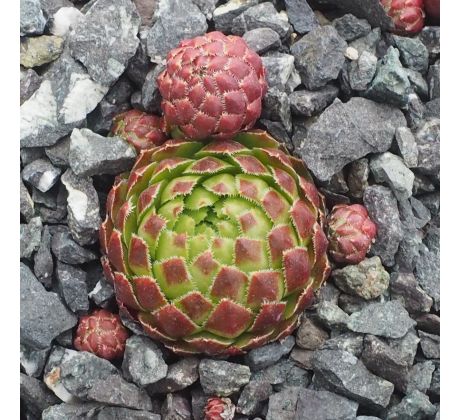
[157,198,185,228]
[160,176,201,204]
[175,292,213,325]
[132,276,167,311]
[108,180,128,224]
[268,224,298,269]
[282,247,312,295]
[149,158,192,184]
[174,214,196,235]
[215,219,239,238]
[155,230,188,260]
[211,237,234,265]
[189,250,220,293]
[210,266,248,303]
[237,208,272,240]
[188,233,212,262]
[235,174,269,202]
[195,139,249,158]
[152,304,199,338]
[202,173,237,196]
[112,272,142,310]
[128,234,152,276]
[246,270,284,310]
[187,208,208,225]
[184,156,233,175]
[153,257,194,299]
[252,148,297,179]
[136,182,164,222]
[126,162,157,200]
[234,238,268,272]
[150,140,203,160]
[115,196,137,247]
[107,229,129,274]
[183,332,234,355]
[248,302,287,333]
[269,315,300,342]
[184,187,219,210]
[261,189,290,224]
[138,209,167,254]
[233,130,280,149]
[290,199,316,244]
[230,154,270,176]
[233,330,275,351]
[270,167,298,202]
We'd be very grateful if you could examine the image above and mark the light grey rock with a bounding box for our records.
[98,406,161,420]
[147,0,207,63]
[386,390,437,420]
[45,137,71,168]
[213,0,259,33]
[245,336,295,371]
[296,316,329,350]
[237,379,272,416]
[20,217,42,259]
[395,127,418,168]
[161,393,192,420]
[56,261,89,314]
[21,0,47,36]
[192,0,219,20]
[291,26,347,90]
[338,293,375,315]
[392,35,429,73]
[390,272,432,314]
[49,6,84,37]
[21,69,42,105]
[42,402,102,420]
[51,228,98,264]
[386,329,420,367]
[20,178,35,222]
[289,85,339,117]
[316,301,349,330]
[415,118,440,176]
[348,51,377,91]
[261,53,295,90]
[149,357,199,393]
[20,263,77,349]
[122,336,168,387]
[406,69,429,99]
[333,14,371,41]
[428,62,440,100]
[419,26,440,59]
[349,27,381,56]
[262,87,292,133]
[299,98,406,181]
[405,361,435,394]
[61,169,101,246]
[20,374,60,418]
[418,331,440,359]
[20,344,51,378]
[266,386,302,420]
[284,0,318,35]
[199,359,251,396]
[242,28,281,54]
[320,332,364,357]
[347,300,416,339]
[22,158,62,193]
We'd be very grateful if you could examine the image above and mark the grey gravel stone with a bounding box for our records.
[232,3,290,38]
[289,85,339,117]
[386,329,420,367]
[147,0,207,63]
[262,87,292,133]
[20,35,64,68]
[390,272,433,314]
[429,364,440,398]
[88,277,115,307]
[415,237,440,310]
[405,93,426,129]
[349,27,381,56]
[333,14,371,41]
[405,361,435,394]
[149,357,199,394]
[414,118,440,176]
[21,69,42,105]
[416,313,440,335]
[237,379,272,416]
[312,349,394,409]
[20,344,51,378]
[20,373,60,418]
[126,34,152,88]
[20,217,42,259]
[338,293,375,315]
[348,51,377,91]
[20,263,77,349]
[321,333,364,358]
[290,347,315,370]
[296,316,329,350]
[49,6,84,37]
[199,359,251,396]
[419,331,440,359]
[428,62,440,100]
[122,336,168,387]
[333,257,390,300]
[316,301,349,330]
[56,261,89,314]
[419,26,440,59]
[21,0,47,36]
[365,47,411,107]
[245,336,295,371]
[51,228,98,264]
[213,0,259,33]
[61,169,101,246]
[425,98,440,120]
[347,158,369,199]
[190,388,208,420]
[299,98,406,181]
[266,386,302,420]
[20,178,35,222]
[22,158,62,193]
[139,65,163,114]
[395,127,418,168]
[68,0,140,87]
[363,185,403,266]
[280,365,311,390]
[98,407,161,420]
[261,53,295,90]
[192,0,219,20]
[161,393,192,420]
[347,300,416,339]
[42,402,102,420]
[406,69,429,99]
[291,26,346,90]
[284,0,318,35]
[386,390,436,420]
[45,137,71,168]
[260,120,293,151]
[392,35,429,73]
[242,28,281,54]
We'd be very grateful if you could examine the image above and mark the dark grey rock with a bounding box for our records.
[147,0,207,63]
[32,185,59,209]
[311,349,394,410]
[425,98,440,119]
[122,336,168,387]
[406,69,429,99]
[321,333,364,358]
[42,402,102,420]
[260,120,293,151]
[333,14,371,41]
[363,185,403,266]
[39,183,68,223]
[428,62,440,100]
[237,379,272,416]
[338,294,376,315]
[88,100,132,134]
[56,261,89,314]
[266,386,302,420]
[349,27,381,56]
[414,119,440,176]
[386,329,420,367]
[45,137,71,168]
[294,388,359,420]
[316,301,349,330]
[392,35,429,73]
[61,169,101,246]
[261,53,295,90]
[348,51,377,91]
[20,374,60,418]
[20,217,42,259]
[284,0,318,35]
[290,347,315,370]
[199,359,251,396]
[191,388,208,420]
[347,300,416,339]
[418,26,440,59]
[299,98,406,182]
[21,69,42,105]
[316,282,341,306]
[69,128,136,177]
[213,0,259,33]
[149,357,199,393]
[68,0,140,87]
[296,316,329,350]
[419,331,440,359]
[126,33,152,88]
[20,263,77,349]
[161,393,192,420]
[20,178,35,222]
[347,158,369,199]
[291,26,346,90]
[386,390,436,420]
[22,158,62,193]
[319,189,350,208]
[40,0,74,16]
[139,65,163,114]
[280,365,312,390]
[405,93,426,129]
[289,85,339,117]
[405,361,435,394]
[192,0,219,20]
[262,87,292,133]
[245,336,295,371]
[98,407,161,420]
[333,257,390,300]
[88,277,115,306]
[56,329,74,347]
[21,0,47,35]
[20,52,108,148]
[395,127,418,168]
[20,344,50,377]
[365,47,411,107]
[415,242,440,311]
[416,313,440,335]
[242,28,281,54]
[390,272,433,314]
[429,364,440,398]
[232,3,290,38]
[51,228,98,264]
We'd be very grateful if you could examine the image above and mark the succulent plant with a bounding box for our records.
[327,204,377,265]
[99,130,330,356]
[380,0,425,35]
[205,397,235,420]
[157,31,268,140]
[111,109,167,152]
[73,309,129,360]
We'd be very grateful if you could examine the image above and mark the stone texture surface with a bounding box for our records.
[199,359,251,396]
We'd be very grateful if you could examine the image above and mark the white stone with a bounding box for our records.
[50,7,84,37]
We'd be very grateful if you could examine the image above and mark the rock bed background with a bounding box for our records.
[19,0,440,419]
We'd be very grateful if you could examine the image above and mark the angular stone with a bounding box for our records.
[199,359,251,396]
[363,185,403,266]
[415,119,440,176]
[192,0,219,20]
[45,137,71,168]
[149,357,199,394]
[42,402,103,420]
[347,158,369,199]
[138,65,163,114]
[20,178,35,223]
[316,301,349,330]
[232,3,290,38]
[347,300,416,339]
[416,313,440,335]
[261,53,295,90]
[245,336,295,371]
[122,336,168,387]
[49,6,84,37]
[126,33,151,88]
[88,101,132,134]
[279,364,312,390]
[147,0,207,63]
[290,347,315,371]
[419,331,440,359]
[242,28,281,55]
[321,332,364,357]
[61,169,101,246]
[291,26,346,90]
[20,344,51,378]
[88,277,115,307]
[386,390,436,420]
[20,263,77,349]
[20,374,60,418]
[333,257,390,300]
[289,85,339,117]
[22,158,61,193]
[348,51,377,91]
[415,243,440,310]
[266,386,302,420]
[260,120,293,151]
[386,329,420,367]
[429,364,440,398]
[428,62,440,100]
[349,27,381,56]
[296,316,329,350]
[213,0,259,33]
[390,272,433,314]
[262,87,292,133]
[295,389,359,420]
[338,293,375,315]
[406,69,429,99]
[405,361,435,394]
[237,379,272,416]
[21,0,47,36]
[68,0,140,86]
[418,26,440,59]
[392,35,429,73]
[299,98,406,181]
[312,349,394,409]
[56,261,89,314]
[21,36,64,68]
[333,14,371,41]
[99,407,161,420]
[161,393,192,420]
[395,127,418,168]
[284,0,318,35]
[425,98,440,120]
[20,217,42,260]
[365,47,411,108]
[51,228,98,264]
[20,52,108,148]
[21,69,42,105]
